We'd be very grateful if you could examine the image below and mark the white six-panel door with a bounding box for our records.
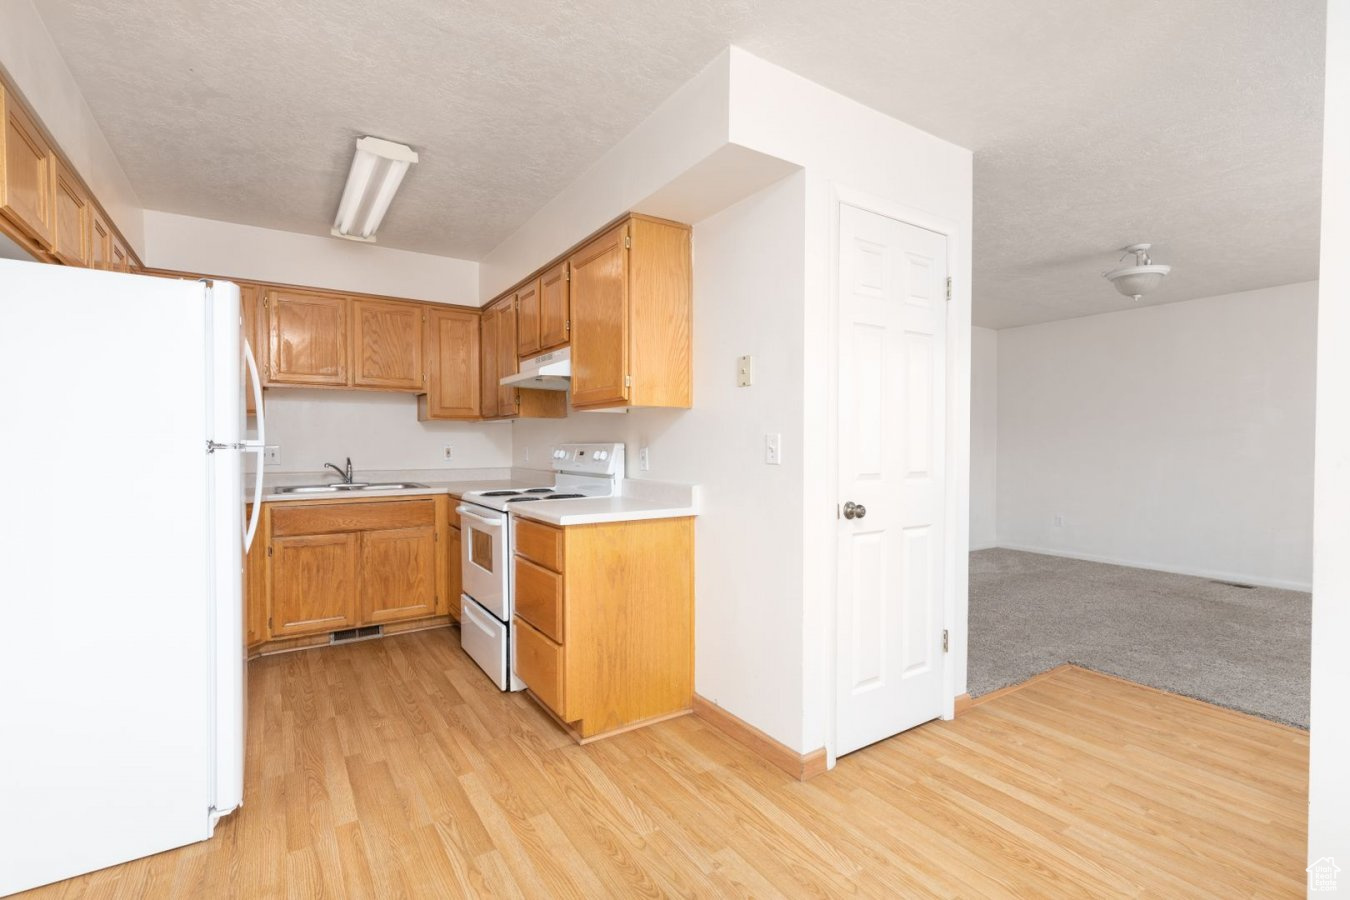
[836,203,949,757]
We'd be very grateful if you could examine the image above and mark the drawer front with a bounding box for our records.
[513,617,564,717]
[513,556,563,642]
[271,499,436,536]
[514,517,563,571]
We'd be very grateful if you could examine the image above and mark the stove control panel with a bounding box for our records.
[551,442,625,478]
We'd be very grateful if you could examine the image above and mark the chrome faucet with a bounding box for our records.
[324,457,354,484]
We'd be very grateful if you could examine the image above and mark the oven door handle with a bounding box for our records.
[456,505,506,528]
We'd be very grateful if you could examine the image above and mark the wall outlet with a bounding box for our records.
[737,354,754,387]
[639,446,651,471]
[1053,513,1064,527]
[263,445,281,466]
[523,447,530,463]
[765,433,782,465]
[443,445,454,460]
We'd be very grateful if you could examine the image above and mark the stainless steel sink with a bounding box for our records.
[273,482,427,495]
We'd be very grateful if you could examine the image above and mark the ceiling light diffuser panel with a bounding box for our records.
[331,136,419,242]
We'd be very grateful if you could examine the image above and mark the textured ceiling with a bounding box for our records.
[31,0,1324,327]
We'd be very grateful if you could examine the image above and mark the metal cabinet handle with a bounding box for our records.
[843,501,867,520]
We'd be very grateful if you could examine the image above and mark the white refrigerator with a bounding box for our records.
[0,259,265,896]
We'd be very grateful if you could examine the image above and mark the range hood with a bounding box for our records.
[501,346,571,391]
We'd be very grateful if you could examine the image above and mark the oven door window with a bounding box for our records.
[471,528,494,573]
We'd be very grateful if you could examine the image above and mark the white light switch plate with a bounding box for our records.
[765,433,782,465]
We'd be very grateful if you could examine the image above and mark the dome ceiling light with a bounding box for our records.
[1104,243,1171,301]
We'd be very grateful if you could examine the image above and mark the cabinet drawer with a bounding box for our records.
[514,517,563,571]
[514,616,564,717]
[271,499,436,536]
[514,556,563,642]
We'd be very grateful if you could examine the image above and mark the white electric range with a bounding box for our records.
[457,442,625,690]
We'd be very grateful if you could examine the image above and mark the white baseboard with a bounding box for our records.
[990,543,1312,593]
[969,541,1000,551]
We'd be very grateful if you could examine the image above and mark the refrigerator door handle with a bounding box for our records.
[241,337,266,552]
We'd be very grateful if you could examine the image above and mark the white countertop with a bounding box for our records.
[256,468,698,524]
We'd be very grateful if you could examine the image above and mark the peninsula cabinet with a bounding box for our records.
[1,82,57,250]
[511,515,695,740]
[419,306,480,420]
[568,215,691,410]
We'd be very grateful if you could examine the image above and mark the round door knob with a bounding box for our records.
[843,501,867,520]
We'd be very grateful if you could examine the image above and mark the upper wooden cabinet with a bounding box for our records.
[265,288,349,386]
[539,260,570,351]
[516,278,541,358]
[568,215,691,410]
[90,208,112,270]
[496,295,519,415]
[51,158,90,267]
[0,83,57,250]
[240,284,262,415]
[479,301,500,419]
[351,298,424,390]
[420,306,480,420]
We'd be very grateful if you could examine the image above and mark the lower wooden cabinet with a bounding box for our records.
[510,515,694,740]
[249,496,452,650]
[448,524,462,623]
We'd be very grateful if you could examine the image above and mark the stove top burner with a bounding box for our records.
[545,493,586,500]
[504,496,541,503]
[524,487,555,493]
[479,490,522,497]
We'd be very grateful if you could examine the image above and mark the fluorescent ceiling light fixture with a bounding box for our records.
[331,136,419,242]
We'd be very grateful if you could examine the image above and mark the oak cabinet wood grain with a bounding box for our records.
[511,516,694,740]
[448,525,462,624]
[495,295,519,415]
[265,288,349,386]
[360,525,438,624]
[269,532,359,637]
[516,278,541,357]
[0,83,57,249]
[351,297,424,390]
[110,236,130,272]
[479,301,500,419]
[419,306,480,420]
[538,260,570,351]
[51,158,90,267]
[568,215,691,410]
[240,283,262,416]
[89,207,112,270]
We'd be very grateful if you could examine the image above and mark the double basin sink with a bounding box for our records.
[273,482,428,495]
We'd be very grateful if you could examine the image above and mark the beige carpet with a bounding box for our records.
[969,548,1311,727]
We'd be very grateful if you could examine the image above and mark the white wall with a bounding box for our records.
[513,173,809,744]
[1309,0,1350,880]
[995,281,1317,591]
[970,326,998,550]
[0,0,143,253]
[142,210,478,305]
[261,390,510,474]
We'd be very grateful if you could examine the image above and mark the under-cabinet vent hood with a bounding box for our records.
[501,347,571,391]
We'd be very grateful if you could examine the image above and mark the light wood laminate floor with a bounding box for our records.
[22,629,1308,898]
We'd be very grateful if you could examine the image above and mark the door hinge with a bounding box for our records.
[624,234,631,250]
[563,262,570,282]
[267,546,273,557]
[564,318,570,333]
[945,276,952,302]
[624,374,632,388]
[942,629,949,653]
[268,616,273,630]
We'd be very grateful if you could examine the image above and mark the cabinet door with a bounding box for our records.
[539,261,570,350]
[496,298,519,416]
[422,307,479,419]
[516,279,541,357]
[269,532,358,637]
[1,86,56,248]
[244,504,268,647]
[111,237,130,272]
[569,223,629,408]
[51,158,90,267]
[448,525,462,623]
[352,298,424,390]
[90,208,112,270]
[360,525,438,624]
[266,288,348,386]
[480,304,499,418]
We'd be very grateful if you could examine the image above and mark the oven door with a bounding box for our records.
[457,503,509,620]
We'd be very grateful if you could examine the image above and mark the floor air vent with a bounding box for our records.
[330,625,383,644]
[1210,580,1256,590]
